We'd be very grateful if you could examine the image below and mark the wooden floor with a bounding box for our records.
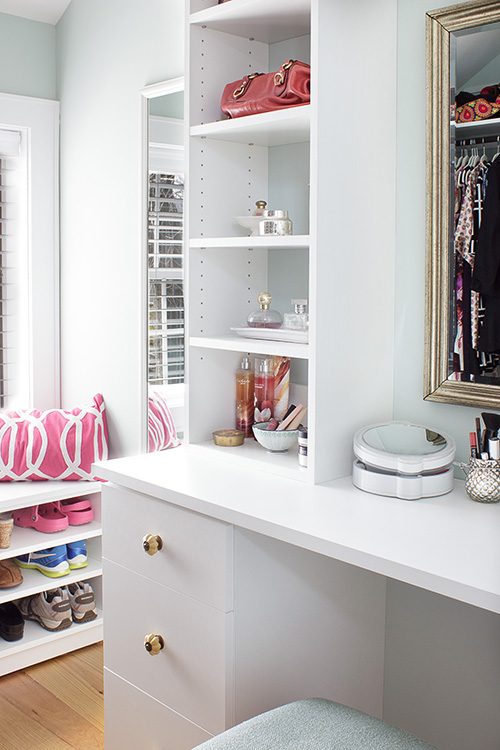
[0,643,104,750]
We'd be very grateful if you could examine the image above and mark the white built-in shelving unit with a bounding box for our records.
[185,0,396,484]
[0,481,102,675]
[186,0,314,482]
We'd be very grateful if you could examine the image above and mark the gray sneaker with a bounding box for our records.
[18,588,72,632]
[66,581,97,623]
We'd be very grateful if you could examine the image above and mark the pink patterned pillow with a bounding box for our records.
[148,390,181,452]
[0,394,108,481]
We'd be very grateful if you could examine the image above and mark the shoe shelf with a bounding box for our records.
[190,106,311,147]
[0,554,102,605]
[190,0,311,45]
[0,480,100,514]
[0,480,102,674]
[0,611,103,677]
[0,518,102,562]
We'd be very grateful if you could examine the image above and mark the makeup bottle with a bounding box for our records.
[247,292,283,329]
[254,357,275,424]
[235,357,254,438]
[284,299,309,330]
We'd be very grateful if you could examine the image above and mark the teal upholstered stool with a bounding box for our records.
[193,699,436,750]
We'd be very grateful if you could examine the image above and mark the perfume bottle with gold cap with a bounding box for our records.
[247,292,283,329]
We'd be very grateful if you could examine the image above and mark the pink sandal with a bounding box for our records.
[60,498,94,526]
[12,503,69,533]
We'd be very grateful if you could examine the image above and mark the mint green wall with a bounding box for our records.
[56,0,184,457]
[0,12,55,99]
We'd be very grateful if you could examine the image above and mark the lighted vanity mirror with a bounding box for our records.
[140,78,185,450]
[425,1,500,409]
[353,422,456,500]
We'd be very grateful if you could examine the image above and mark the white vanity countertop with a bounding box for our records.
[94,447,500,614]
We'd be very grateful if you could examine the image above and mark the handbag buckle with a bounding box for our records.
[274,60,295,87]
[233,72,261,99]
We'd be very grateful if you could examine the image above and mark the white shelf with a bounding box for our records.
[190,334,309,359]
[190,0,311,44]
[190,106,310,146]
[454,119,500,138]
[190,439,309,482]
[0,556,102,605]
[190,234,310,249]
[0,612,103,659]
[0,518,102,562]
[0,480,100,514]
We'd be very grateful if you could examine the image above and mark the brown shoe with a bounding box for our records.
[0,559,23,588]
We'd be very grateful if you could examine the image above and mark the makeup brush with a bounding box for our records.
[481,412,500,452]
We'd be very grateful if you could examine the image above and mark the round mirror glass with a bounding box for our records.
[362,423,447,456]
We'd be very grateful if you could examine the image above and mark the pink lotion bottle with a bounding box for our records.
[254,357,275,424]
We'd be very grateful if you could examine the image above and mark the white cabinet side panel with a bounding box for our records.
[233,528,386,724]
[384,580,500,750]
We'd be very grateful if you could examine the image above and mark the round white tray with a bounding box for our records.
[231,326,308,344]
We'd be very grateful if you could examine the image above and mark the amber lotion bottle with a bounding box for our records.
[236,356,255,437]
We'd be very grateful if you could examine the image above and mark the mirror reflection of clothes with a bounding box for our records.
[472,159,500,354]
[453,156,500,382]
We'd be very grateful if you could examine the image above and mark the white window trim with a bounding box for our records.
[0,92,60,410]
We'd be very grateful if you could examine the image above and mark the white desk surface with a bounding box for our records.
[94,446,500,615]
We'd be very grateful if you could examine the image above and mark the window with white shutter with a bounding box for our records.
[0,93,59,411]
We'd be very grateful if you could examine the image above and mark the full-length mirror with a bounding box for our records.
[425,1,500,408]
[141,78,185,451]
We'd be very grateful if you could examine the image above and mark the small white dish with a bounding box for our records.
[234,216,262,235]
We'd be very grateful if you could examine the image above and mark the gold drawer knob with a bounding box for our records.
[142,534,163,556]
[144,633,164,656]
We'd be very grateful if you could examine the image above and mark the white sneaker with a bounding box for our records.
[66,581,97,623]
[18,588,72,632]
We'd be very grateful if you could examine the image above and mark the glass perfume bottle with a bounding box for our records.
[235,356,254,438]
[253,200,267,216]
[247,292,283,329]
[284,299,309,330]
[254,357,274,424]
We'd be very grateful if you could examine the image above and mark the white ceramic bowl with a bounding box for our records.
[252,422,299,454]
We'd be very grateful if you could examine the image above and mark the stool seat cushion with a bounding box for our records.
[193,698,436,750]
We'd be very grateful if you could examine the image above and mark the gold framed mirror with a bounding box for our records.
[425,0,500,407]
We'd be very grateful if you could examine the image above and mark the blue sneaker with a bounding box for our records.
[66,540,88,570]
[14,545,70,578]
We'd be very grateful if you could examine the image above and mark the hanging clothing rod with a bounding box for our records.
[456,134,500,147]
